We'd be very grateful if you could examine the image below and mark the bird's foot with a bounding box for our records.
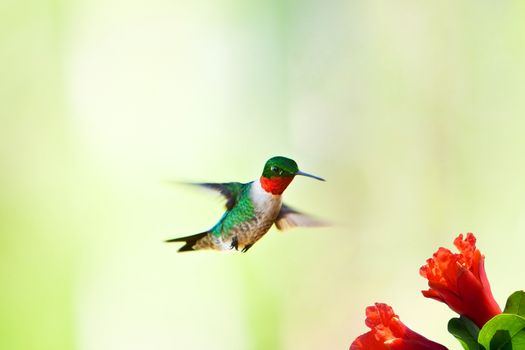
[241,244,253,253]
[230,236,239,251]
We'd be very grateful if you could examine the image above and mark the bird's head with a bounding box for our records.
[260,156,324,195]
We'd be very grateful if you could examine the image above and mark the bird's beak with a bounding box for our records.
[295,170,325,181]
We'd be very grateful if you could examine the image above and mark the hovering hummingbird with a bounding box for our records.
[166,156,325,253]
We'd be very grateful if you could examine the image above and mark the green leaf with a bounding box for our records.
[448,316,481,350]
[504,290,525,317]
[478,314,525,349]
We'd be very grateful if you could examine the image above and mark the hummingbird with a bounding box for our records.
[165,156,325,253]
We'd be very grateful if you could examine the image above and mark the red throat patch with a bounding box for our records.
[260,176,294,195]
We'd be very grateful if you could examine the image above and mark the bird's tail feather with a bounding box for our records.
[165,232,209,252]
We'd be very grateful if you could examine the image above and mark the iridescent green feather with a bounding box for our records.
[209,183,255,237]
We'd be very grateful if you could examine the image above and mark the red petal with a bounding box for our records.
[423,281,467,315]
[365,303,397,330]
[420,247,460,293]
[456,267,483,301]
[456,263,501,327]
[421,233,501,328]
[351,303,448,350]
[350,333,388,350]
[388,338,448,350]
[421,289,445,303]
[470,250,482,280]
[454,233,478,271]
[477,255,491,292]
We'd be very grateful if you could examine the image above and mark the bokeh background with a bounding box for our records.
[2,1,525,349]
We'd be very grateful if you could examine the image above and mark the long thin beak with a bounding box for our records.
[296,170,325,181]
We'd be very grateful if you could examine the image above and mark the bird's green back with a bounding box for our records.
[210,182,255,237]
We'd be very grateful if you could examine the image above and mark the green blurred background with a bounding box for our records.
[2,1,525,349]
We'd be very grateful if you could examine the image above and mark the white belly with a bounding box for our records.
[250,180,282,221]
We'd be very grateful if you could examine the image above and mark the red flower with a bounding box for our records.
[350,303,448,350]
[419,233,501,328]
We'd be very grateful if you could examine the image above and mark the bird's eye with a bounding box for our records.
[270,166,284,175]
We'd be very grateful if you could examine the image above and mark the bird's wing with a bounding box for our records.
[275,204,327,231]
[191,182,245,210]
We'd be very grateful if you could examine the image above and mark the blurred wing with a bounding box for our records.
[275,204,327,231]
[191,182,245,210]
